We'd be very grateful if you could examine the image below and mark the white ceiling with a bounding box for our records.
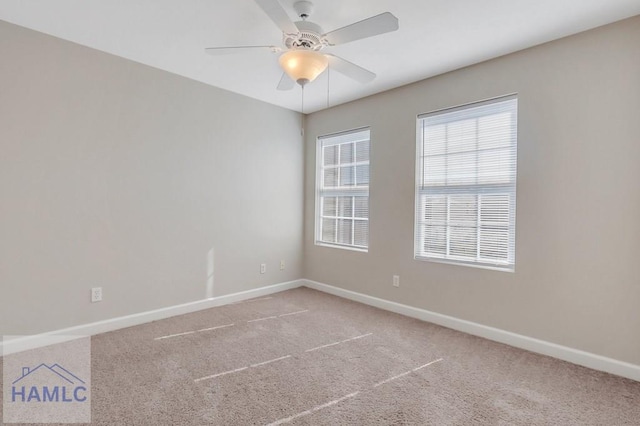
[1,0,639,113]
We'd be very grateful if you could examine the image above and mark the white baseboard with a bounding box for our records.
[5,277,638,382]
[303,279,640,382]
[1,279,304,356]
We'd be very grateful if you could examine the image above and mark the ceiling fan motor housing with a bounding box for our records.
[284,20,326,51]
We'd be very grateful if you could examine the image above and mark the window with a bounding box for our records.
[316,128,370,251]
[415,95,517,270]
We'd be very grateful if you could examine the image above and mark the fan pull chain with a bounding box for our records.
[326,66,330,109]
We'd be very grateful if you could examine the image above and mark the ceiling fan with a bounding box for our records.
[205,0,399,90]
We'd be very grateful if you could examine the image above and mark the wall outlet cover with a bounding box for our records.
[91,287,103,303]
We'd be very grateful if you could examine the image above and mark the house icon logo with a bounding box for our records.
[11,364,88,403]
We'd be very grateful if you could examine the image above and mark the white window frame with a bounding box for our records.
[414,95,518,271]
[315,127,370,252]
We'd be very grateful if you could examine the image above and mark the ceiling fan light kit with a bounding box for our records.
[279,49,328,86]
[205,0,399,91]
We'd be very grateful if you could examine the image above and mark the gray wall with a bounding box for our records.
[304,16,640,365]
[0,21,304,336]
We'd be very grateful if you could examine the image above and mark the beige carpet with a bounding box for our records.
[3,287,640,425]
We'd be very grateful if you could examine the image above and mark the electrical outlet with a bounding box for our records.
[91,287,103,303]
[392,275,400,288]
[280,260,285,271]
[260,263,266,274]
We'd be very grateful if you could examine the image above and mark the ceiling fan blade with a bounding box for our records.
[254,0,299,34]
[205,45,280,55]
[323,12,399,46]
[325,54,376,83]
[277,73,295,91]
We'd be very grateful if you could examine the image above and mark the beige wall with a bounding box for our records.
[0,21,304,336]
[304,16,640,365]
[2,15,639,367]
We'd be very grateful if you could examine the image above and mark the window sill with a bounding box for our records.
[315,242,368,253]
[414,255,514,272]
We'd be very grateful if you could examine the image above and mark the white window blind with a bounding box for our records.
[316,128,370,251]
[415,95,518,270]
